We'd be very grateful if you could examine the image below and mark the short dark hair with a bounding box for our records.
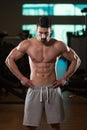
[37,16,51,28]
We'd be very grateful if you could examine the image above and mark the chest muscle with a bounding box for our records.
[28,45,58,62]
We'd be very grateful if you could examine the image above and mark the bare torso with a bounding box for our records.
[6,36,79,88]
[5,23,80,89]
[26,38,62,86]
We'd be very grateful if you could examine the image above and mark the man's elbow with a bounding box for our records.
[76,56,81,69]
[77,56,81,67]
[5,57,10,67]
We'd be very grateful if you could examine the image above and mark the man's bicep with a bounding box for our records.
[8,47,24,61]
[62,48,77,61]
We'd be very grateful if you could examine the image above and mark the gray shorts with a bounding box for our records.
[23,85,65,126]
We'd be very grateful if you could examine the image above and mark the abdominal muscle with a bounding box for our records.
[30,62,56,86]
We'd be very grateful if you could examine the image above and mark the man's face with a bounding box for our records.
[36,26,52,44]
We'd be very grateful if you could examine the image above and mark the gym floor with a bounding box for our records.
[0,91,87,130]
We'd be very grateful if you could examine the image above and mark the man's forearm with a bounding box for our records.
[5,58,25,81]
[63,56,81,80]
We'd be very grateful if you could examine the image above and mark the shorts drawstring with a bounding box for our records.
[46,87,49,103]
[40,87,43,102]
[40,86,49,103]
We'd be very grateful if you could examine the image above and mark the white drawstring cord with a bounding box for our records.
[46,87,49,103]
[40,87,43,102]
[40,87,49,103]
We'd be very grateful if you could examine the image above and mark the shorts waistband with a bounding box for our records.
[33,84,52,89]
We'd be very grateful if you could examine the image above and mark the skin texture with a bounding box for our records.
[5,26,81,130]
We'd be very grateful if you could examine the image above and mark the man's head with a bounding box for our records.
[36,16,52,44]
[37,16,51,28]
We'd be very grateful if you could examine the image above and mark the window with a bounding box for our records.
[22,4,87,16]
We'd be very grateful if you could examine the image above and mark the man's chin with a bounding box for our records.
[41,40,46,43]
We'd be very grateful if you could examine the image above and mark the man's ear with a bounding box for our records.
[50,29,53,37]
[36,27,38,32]
[36,26,39,32]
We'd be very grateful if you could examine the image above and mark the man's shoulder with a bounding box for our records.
[51,39,62,46]
[19,38,35,46]
[51,38,64,44]
[53,39,66,46]
[52,39,68,52]
[16,38,37,53]
[27,37,37,44]
[17,39,32,50]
